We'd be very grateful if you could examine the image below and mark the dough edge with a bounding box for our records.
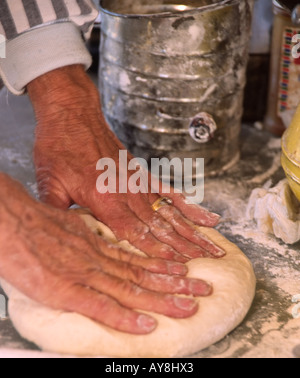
[0,223,256,358]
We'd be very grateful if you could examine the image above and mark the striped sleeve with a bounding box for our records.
[0,0,98,41]
[0,0,99,95]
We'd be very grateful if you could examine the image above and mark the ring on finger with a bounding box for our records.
[151,197,173,212]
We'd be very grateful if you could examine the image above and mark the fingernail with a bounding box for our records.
[190,280,212,296]
[215,247,226,258]
[195,231,226,258]
[168,262,188,276]
[174,297,198,311]
[207,212,221,226]
[138,315,157,333]
[207,243,226,258]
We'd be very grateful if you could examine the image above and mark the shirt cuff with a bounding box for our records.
[0,22,92,95]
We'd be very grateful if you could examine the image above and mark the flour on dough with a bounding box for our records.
[247,179,300,245]
[0,212,256,358]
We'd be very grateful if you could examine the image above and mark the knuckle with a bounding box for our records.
[79,266,103,283]
[150,213,173,232]
[159,205,178,219]
[118,278,142,300]
[129,223,150,243]
[89,292,112,315]
[126,265,147,287]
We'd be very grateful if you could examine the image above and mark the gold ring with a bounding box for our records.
[151,197,173,212]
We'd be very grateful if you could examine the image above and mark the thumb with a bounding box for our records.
[37,177,73,210]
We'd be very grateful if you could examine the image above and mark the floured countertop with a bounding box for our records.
[0,87,299,358]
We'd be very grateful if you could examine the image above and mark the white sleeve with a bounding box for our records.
[0,0,99,95]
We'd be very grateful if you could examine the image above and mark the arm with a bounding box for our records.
[1,1,223,261]
[0,172,211,334]
[0,0,223,334]
[27,64,225,260]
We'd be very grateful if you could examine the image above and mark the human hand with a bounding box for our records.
[28,65,225,263]
[0,174,212,334]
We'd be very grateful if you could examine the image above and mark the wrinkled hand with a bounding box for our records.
[28,65,225,263]
[0,174,212,334]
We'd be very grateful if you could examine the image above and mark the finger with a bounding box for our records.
[39,186,73,209]
[161,192,221,227]
[142,273,212,297]
[84,271,199,319]
[96,202,188,263]
[36,170,73,210]
[75,209,188,275]
[157,205,226,258]
[95,237,188,276]
[61,284,157,335]
[45,210,189,278]
[95,255,212,297]
[127,194,210,259]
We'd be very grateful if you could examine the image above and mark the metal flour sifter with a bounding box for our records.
[98,0,254,179]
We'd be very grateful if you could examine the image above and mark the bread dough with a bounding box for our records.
[247,179,300,245]
[0,212,256,358]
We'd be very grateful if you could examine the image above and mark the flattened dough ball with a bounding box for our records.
[0,212,256,358]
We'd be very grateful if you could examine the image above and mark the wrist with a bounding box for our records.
[27,65,100,119]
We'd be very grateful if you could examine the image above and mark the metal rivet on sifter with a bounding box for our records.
[189,113,217,144]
